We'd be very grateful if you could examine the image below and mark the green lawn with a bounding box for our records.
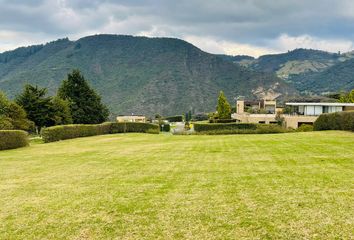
[0,131,353,239]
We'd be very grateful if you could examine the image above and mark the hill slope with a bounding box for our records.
[0,34,293,116]
[224,49,354,94]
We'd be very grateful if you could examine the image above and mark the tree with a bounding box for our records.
[0,91,33,131]
[339,89,354,103]
[217,91,231,119]
[58,70,109,124]
[16,85,53,131]
[51,96,73,125]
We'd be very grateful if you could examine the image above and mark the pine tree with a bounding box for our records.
[217,91,232,119]
[16,85,53,131]
[58,70,109,124]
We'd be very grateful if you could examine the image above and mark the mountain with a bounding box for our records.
[0,34,294,117]
[223,49,354,94]
[291,57,354,94]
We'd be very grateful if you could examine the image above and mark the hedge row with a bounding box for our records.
[164,115,183,122]
[209,119,236,123]
[194,123,257,132]
[194,123,287,134]
[0,130,29,150]
[314,111,354,131]
[41,122,159,143]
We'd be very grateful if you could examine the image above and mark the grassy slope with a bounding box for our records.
[0,132,353,239]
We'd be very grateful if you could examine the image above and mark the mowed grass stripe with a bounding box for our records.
[0,131,353,239]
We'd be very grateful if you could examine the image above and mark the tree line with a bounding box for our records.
[0,70,109,133]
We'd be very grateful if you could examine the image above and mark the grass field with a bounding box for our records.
[0,131,353,239]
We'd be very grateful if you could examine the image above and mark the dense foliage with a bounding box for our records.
[0,92,33,131]
[41,122,159,142]
[58,70,109,124]
[194,123,257,132]
[209,119,236,123]
[314,111,354,131]
[194,123,286,134]
[338,89,354,103]
[217,91,232,119]
[16,85,72,131]
[164,115,183,122]
[0,130,28,150]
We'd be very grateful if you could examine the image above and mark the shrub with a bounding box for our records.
[110,122,159,134]
[164,115,183,122]
[296,124,314,132]
[314,111,354,131]
[209,119,236,123]
[0,130,28,150]
[194,123,257,132]
[194,123,288,135]
[41,122,159,143]
[160,123,171,132]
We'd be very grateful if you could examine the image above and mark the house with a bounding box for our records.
[283,102,354,128]
[116,115,146,123]
[232,99,354,129]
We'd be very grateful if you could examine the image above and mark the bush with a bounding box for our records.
[194,123,288,135]
[110,122,159,134]
[296,124,314,132]
[194,123,257,132]
[209,119,236,123]
[160,123,171,132]
[0,130,28,150]
[164,115,183,122]
[42,122,159,143]
[314,111,354,131]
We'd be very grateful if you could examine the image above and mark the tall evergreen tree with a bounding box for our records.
[217,91,231,119]
[16,85,53,131]
[58,70,109,124]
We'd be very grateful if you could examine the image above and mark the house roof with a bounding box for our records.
[286,102,354,107]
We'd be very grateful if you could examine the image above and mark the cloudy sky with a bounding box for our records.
[1,0,354,57]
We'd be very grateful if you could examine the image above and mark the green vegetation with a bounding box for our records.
[194,122,287,134]
[314,111,354,131]
[164,115,183,122]
[0,34,292,116]
[339,89,354,103]
[0,130,28,150]
[194,122,257,132]
[216,91,232,119]
[0,92,33,131]
[41,122,159,142]
[16,85,72,131]
[0,132,353,238]
[58,70,109,123]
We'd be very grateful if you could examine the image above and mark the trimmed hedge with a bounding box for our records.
[314,111,354,131]
[159,124,171,132]
[0,130,29,150]
[194,123,287,134]
[209,119,236,123]
[110,122,160,134]
[194,123,257,132]
[164,115,183,122]
[42,122,159,143]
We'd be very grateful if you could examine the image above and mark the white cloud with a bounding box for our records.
[274,34,354,53]
[183,35,277,57]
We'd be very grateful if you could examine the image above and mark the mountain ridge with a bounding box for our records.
[0,34,294,117]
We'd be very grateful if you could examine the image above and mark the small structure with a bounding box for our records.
[116,115,146,123]
[232,99,354,129]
